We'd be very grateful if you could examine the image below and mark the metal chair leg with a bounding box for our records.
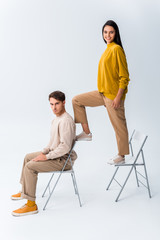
[71,172,78,194]
[42,173,54,197]
[43,172,63,210]
[141,151,152,198]
[115,166,134,202]
[134,166,139,187]
[71,172,82,207]
[106,167,119,190]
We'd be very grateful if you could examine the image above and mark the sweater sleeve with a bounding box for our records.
[45,120,74,160]
[115,47,130,89]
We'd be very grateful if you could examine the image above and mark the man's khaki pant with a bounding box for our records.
[20,152,74,201]
[72,90,129,155]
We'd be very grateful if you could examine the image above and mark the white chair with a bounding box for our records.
[42,141,82,210]
[106,130,151,202]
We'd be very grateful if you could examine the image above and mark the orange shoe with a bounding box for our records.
[11,192,23,200]
[12,204,38,216]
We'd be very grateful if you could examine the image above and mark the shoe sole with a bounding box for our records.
[107,160,125,165]
[11,197,23,200]
[12,210,38,217]
[115,160,125,165]
[76,138,92,141]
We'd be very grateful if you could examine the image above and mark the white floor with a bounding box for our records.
[1,125,160,240]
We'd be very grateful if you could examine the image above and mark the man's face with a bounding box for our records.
[49,97,65,116]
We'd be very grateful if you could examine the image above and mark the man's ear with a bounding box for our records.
[63,100,66,105]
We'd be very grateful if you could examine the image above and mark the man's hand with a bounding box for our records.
[32,153,47,162]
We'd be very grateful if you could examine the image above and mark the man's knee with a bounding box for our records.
[24,153,31,164]
[24,152,40,163]
[25,161,37,172]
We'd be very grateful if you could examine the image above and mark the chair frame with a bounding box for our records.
[42,141,82,210]
[106,130,152,202]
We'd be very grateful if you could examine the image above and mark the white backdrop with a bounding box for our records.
[0,0,160,239]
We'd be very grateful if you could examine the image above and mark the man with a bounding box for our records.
[11,91,77,216]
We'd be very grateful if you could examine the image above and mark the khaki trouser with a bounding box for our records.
[72,90,129,155]
[20,152,75,201]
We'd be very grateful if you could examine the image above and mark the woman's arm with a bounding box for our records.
[112,47,130,109]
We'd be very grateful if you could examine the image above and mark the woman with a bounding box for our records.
[72,20,130,165]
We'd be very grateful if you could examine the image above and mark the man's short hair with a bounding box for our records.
[49,91,65,102]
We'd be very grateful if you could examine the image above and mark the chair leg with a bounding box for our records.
[141,150,152,198]
[106,167,119,190]
[134,166,139,187]
[71,172,82,207]
[143,163,152,198]
[43,172,63,210]
[115,165,134,202]
[42,173,54,197]
[71,173,78,194]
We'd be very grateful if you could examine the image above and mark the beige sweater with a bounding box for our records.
[42,112,77,160]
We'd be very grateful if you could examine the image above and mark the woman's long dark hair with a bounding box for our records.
[102,20,123,49]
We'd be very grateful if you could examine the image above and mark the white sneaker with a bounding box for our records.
[76,131,92,141]
[107,155,125,165]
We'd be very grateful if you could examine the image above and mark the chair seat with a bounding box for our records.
[46,169,74,174]
[115,156,144,166]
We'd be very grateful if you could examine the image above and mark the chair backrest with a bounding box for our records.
[129,130,148,162]
[70,140,76,151]
[63,140,76,168]
[131,130,147,142]
[68,140,76,158]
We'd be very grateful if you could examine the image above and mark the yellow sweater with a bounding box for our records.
[97,41,130,100]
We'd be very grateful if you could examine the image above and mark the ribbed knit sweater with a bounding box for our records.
[42,112,77,160]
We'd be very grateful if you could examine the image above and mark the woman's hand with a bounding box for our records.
[112,88,124,109]
[112,96,121,109]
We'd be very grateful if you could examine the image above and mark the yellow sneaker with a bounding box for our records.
[11,192,23,200]
[12,204,38,216]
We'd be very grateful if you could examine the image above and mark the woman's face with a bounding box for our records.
[103,25,116,44]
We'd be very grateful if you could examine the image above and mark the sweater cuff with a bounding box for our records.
[119,77,130,90]
[119,84,126,90]
[42,148,50,154]
[46,152,56,160]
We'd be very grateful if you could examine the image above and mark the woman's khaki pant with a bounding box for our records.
[72,90,129,156]
[20,152,73,201]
